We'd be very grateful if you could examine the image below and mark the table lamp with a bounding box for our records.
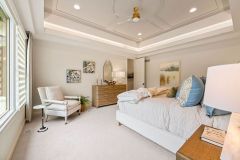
[204,63,240,160]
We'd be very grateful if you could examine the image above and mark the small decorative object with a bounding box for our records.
[83,61,95,73]
[80,96,90,112]
[104,80,116,85]
[66,69,81,83]
[96,74,99,85]
[160,61,180,87]
[201,126,226,147]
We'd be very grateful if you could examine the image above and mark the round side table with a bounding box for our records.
[33,105,48,132]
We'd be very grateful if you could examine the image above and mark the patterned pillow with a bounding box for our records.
[176,75,204,107]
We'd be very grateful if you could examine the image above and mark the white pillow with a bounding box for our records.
[45,86,64,101]
[136,88,149,97]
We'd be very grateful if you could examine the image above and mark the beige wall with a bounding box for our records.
[146,37,240,87]
[32,39,127,105]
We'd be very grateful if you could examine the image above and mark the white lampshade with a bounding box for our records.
[204,64,240,113]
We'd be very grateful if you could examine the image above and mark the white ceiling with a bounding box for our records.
[45,0,229,42]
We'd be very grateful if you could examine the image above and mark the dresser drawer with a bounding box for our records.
[92,84,127,107]
[95,94,116,100]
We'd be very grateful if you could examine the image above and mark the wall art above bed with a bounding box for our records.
[159,61,180,87]
[66,69,81,83]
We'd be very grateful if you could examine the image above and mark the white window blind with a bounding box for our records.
[16,26,26,109]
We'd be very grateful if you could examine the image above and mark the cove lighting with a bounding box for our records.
[44,19,233,53]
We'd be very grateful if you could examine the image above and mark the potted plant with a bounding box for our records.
[80,96,90,112]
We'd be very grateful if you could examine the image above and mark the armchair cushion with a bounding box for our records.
[46,100,80,111]
[45,86,64,101]
[42,99,67,105]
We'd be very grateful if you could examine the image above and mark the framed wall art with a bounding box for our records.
[83,61,95,73]
[66,69,81,83]
[159,61,180,87]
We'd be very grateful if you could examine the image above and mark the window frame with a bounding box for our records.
[0,1,18,130]
[0,4,10,118]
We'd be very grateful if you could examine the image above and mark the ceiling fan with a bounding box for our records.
[115,6,142,25]
[113,5,159,28]
[132,7,141,23]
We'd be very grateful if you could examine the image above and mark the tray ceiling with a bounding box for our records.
[45,0,229,42]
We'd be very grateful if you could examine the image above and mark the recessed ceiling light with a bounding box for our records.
[138,32,142,36]
[74,4,80,10]
[189,7,197,13]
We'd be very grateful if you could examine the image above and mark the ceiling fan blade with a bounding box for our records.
[142,18,162,29]
[117,18,131,25]
[112,0,119,18]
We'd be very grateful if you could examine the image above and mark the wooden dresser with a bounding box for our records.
[92,84,127,107]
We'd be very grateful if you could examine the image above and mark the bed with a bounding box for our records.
[116,95,230,153]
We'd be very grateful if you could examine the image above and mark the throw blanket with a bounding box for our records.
[117,88,149,103]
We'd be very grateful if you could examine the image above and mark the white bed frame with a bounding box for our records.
[116,110,186,153]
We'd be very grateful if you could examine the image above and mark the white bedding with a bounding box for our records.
[118,95,230,139]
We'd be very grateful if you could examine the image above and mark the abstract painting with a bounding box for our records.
[66,69,81,83]
[159,61,180,87]
[83,61,95,73]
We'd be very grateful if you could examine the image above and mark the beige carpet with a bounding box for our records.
[12,105,175,160]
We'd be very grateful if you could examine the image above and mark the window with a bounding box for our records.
[0,1,27,127]
[16,26,26,109]
[0,6,9,118]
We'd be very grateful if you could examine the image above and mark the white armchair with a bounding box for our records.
[37,86,81,124]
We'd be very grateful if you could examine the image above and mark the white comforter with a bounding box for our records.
[118,95,230,139]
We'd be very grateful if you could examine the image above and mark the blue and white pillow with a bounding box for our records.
[176,75,204,107]
[205,105,231,117]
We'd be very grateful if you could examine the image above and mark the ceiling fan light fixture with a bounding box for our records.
[74,4,80,10]
[132,17,140,23]
[132,7,140,23]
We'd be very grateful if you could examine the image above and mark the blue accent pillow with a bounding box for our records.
[176,75,204,107]
[205,105,231,117]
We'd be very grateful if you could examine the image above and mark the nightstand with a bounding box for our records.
[176,125,222,160]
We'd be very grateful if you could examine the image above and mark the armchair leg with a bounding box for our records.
[78,110,80,115]
[65,116,68,125]
[45,115,49,122]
